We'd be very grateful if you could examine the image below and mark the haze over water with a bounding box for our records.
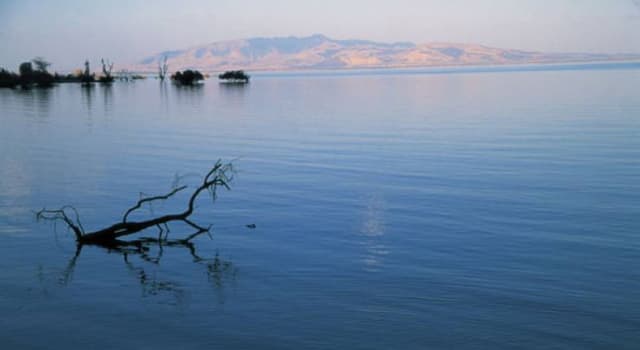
[0,64,639,348]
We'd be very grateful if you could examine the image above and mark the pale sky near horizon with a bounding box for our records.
[1,0,639,71]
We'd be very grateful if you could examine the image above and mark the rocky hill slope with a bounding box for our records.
[133,34,640,72]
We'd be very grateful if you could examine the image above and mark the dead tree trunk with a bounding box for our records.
[158,56,169,81]
[37,161,232,244]
[101,58,114,78]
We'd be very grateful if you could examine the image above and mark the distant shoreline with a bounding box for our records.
[249,60,640,77]
[120,59,640,77]
[131,34,640,76]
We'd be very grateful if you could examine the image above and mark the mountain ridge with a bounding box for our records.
[132,34,640,72]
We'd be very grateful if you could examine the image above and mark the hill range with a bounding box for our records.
[133,34,640,72]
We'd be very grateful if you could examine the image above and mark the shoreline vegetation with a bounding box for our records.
[2,56,636,89]
[1,57,252,89]
[0,58,147,89]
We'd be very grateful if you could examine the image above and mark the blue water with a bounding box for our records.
[0,65,639,348]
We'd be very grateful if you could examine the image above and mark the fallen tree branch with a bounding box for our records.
[37,161,233,244]
[123,185,188,223]
[36,206,85,240]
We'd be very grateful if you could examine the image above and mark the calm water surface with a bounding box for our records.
[0,65,639,349]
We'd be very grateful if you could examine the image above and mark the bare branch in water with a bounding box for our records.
[37,160,233,244]
[122,185,188,223]
[36,206,85,240]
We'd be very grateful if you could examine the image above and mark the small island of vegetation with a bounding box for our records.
[218,70,250,83]
[171,69,205,85]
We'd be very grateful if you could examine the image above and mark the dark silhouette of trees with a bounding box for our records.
[171,69,204,85]
[33,71,55,87]
[19,62,33,76]
[99,58,114,83]
[18,62,34,86]
[0,68,19,88]
[3,59,56,88]
[158,56,169,81]
[37,161,233,244]
[218,70,250,83]
[0,58,139,88]
[32,57,51,73]
[31,57,54,87]
[81,60,95,84]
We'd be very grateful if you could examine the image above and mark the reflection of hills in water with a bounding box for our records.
[134,34,640,72]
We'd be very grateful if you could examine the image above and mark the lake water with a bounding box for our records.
[1,64,639,349]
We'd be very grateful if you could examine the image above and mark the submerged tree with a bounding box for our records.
[171,69,204,85]
[31,57,54,87]
[158,56,169,81]
[100,58,115,83]
[37,161,233,245]
[32,57,51,73]
[218,70,250,83]
[81,60,95,84]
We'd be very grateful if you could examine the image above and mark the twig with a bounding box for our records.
[123,185,187,223]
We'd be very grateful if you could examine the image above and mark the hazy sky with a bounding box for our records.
[1,0,639,70]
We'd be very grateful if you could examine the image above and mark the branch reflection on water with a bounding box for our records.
[59,236,237,303]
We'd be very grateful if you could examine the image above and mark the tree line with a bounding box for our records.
[0,57,128,88]
[1,56,251,88]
